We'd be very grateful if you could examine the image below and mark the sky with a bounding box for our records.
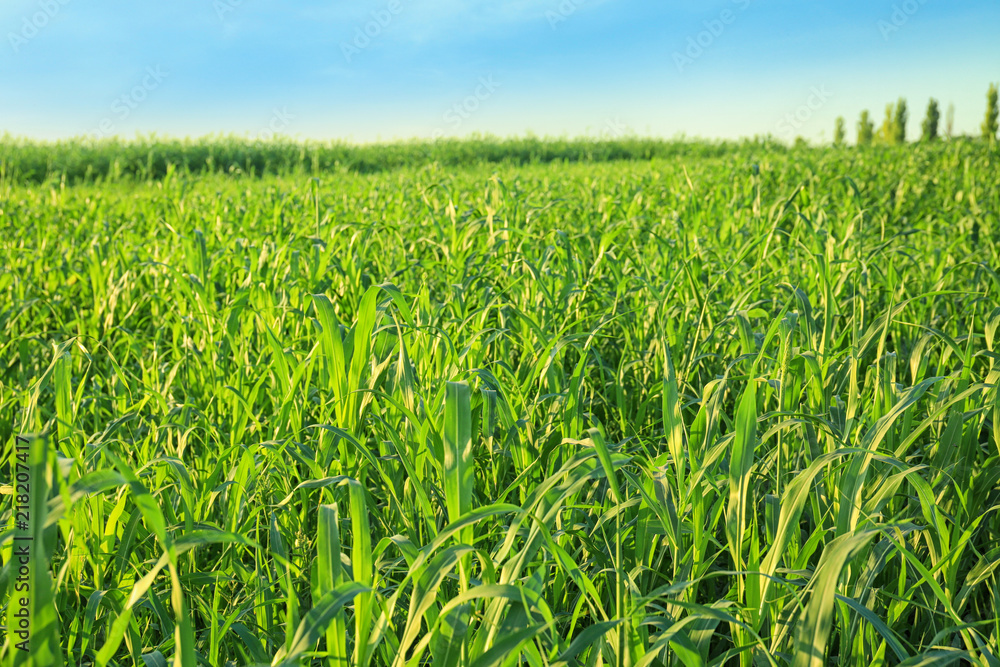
[1,0,998,144]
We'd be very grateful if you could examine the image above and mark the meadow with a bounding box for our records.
[1,137,998,666]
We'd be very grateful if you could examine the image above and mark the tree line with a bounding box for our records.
[833,83,998,146]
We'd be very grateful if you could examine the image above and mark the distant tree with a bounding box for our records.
[879,104,895,144]
[893,98,908,144]
[858,110,875,145]
[983,83,999,141]
[921,99,940,141]
[834,117,846,146]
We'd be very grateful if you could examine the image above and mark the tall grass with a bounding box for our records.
[1,138,999,665]
[0,134,785,186]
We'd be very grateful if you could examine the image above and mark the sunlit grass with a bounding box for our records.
[1,138,999,665]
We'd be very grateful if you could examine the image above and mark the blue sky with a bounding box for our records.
[1,0,998,143]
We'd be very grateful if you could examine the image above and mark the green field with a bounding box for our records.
[1,138,999,666]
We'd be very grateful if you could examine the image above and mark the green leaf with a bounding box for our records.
[444,381,475,542]
[726,378,758,570]
[792,531,877,667]
[271,583,369,667]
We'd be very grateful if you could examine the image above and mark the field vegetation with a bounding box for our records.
[1,137,999,666]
